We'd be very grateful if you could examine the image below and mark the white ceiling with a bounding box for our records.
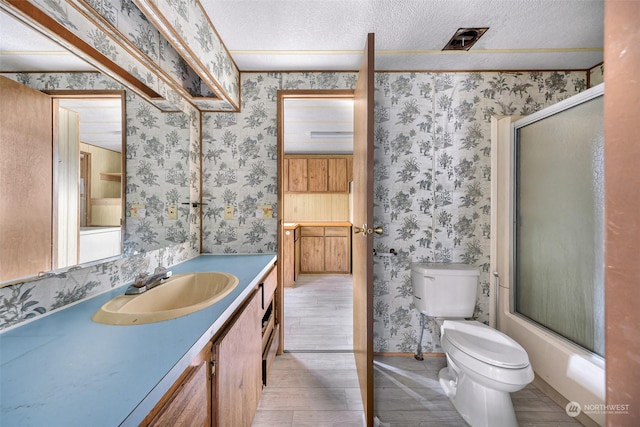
[0,1,604,74]
[58,99,123,153]
[202,0,604,71]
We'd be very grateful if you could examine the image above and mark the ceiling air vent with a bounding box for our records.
[443,27,489,51]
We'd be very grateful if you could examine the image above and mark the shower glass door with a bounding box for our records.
[514,89,604,356]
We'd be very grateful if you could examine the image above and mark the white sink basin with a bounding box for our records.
[92,272,239,325]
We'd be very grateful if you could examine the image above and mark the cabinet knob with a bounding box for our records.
[354,226,366,234]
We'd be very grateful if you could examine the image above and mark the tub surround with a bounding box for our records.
[0,254,276,426]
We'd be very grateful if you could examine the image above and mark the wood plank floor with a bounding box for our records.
[253,274,582,427]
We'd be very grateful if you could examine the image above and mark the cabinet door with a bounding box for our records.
[300,236,325,272]
[287,158,307,192]
[328,158,348,192]
[325,236,351,273]
[283,231,295,287]
[294,231,301,280]
[145,345,211,427]
[307,158,328,192]
[213,291,262,427]
[1,76,53,281]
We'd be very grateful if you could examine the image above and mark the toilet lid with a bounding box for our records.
[443,328,530,368]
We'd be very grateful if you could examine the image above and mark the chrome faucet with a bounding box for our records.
[125,266,172,295]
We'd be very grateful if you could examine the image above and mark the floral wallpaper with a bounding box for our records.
[201,72,358,253]
[371,71,585,353]
[202,70,586,354]
[134,0,241,109]
[21,0,230,111]
[0,71,200,330]
[590,63,605,87]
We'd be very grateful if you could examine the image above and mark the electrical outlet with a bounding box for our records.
[224,205,234,220]
[168,204,178,220]
[257,205,273,219]
[130,204,145,219]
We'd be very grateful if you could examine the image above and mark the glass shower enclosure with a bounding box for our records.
[513,86,604,356]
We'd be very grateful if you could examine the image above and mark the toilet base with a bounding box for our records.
[439,367,518,427]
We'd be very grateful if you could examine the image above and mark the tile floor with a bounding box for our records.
[252,274,582,427]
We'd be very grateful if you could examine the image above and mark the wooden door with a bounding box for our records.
[0,76,52,281]
[352,33,375,427]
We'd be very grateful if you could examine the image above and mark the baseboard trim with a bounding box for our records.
[373,351,445,357]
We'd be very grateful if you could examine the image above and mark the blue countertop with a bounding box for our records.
[0,254,277,426]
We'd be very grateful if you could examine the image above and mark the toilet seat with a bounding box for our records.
[441,321,529,368]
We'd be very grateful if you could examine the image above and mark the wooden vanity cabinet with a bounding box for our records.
[259,265,279,386]
[213,290,262,427]
[143,344,212,426]
[142,263,280,427]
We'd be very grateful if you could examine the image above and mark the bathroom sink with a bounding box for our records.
[92,272,239,325]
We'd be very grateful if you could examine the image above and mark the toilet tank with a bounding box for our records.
[411,263,480,317]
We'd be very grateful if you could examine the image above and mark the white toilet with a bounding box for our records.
[411,263,534,427]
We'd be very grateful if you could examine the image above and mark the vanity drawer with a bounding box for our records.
[262,324,280,386]
[260,265,277,311]
[261,310,275,354]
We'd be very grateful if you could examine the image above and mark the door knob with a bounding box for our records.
[354,225,383,236]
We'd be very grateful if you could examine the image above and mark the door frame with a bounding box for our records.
[276,89,354,354]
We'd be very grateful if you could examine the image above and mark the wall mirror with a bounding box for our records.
[0,8,190,286]
[55,96,125,268]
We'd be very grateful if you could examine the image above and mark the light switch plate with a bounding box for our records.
[224,205,234,220]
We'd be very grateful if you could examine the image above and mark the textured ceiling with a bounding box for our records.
[202,0,604,71]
